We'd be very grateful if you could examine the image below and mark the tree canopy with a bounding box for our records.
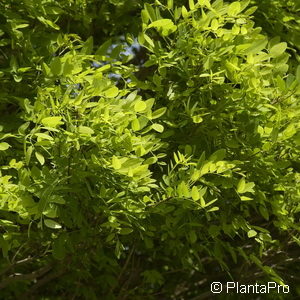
[0,0,300,299]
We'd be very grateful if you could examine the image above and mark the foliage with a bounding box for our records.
[249,0,300,65]
[0,0,300,299]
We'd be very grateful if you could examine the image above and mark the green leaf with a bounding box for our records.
[189,230,197,243]
[43,206,57,218]
[112,156,122,170]
[152,123,164,133]
[207,206,219,212]
[259,206,269,220]
[44,219,62,229]
[131,119,140,131]
[244,5,257,15]
[143,33,155,48]
[104,86,119,98]
[141,9,150,24]
[136,145,146,156]
[243,38,268,55]
[205,198,217,208]
[119,228,133,235]
[37,16,60,30]
[115,240,124,259]
[167,0,173,9]
[240,196,253,201]
[191,186,200,200]
[247,230,257,238]
[25,145,33,166]
[211,19,219,31]
[228,2,241,16]
[81,36,93,55]
[270,42,287,58]
[237,178,246,193]
[50,57,62,75]
[95,39,112,56]
[78,126,94,135]
[35,133,54,141]
[177,181,190,197]
[148,19,177,36]
[189,0,195,10]
[41,117,63,128]
[182,6,188,18]
[281,124,296,140]
[243,182,255,193]
[144,157,158,164]
[296,65,300,81]
[200,161,211,176]
[63,58,74,75]
[0,142,10,151]
[209,149,226,162]
[106,233,115,242]
[35,152,45,165]
[49,195,66,205]
[152,107,167,119]
[144,3,156,22]
[276,75,286,91]
[134,100,147,112]
[192,115,203,123]
[148,19,174,29]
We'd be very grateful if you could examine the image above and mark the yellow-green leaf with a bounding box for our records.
[192,115,203,123]
[237,177,246,193]
[134,100,147,112]
[167,0,173,9]
[148,19,175,29]
[35,133,54,141]
[182,6,188,18]
[270,42,287,58]
[211,19,219,31]
[78,126,94,135]
[112,156,122,170]
[41,116,63,128]
[143,33,155,48]
[191,186,200,200]
[131,119,140,131]
[104,86,119,98]
[189,0,195,10]
[0,142,10,151]
[35,152,45,165]
[152,123,164,133]
[178,181,190,197]
[228,2,241,16]
[241,196,253,201]
[247,230,257,238]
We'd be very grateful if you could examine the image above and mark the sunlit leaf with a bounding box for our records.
[44,219,62,229]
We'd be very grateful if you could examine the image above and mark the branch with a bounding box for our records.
[0,256,35,276]
[118,244,135,282]
[20,267,67,299]
[0,264,52,289]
